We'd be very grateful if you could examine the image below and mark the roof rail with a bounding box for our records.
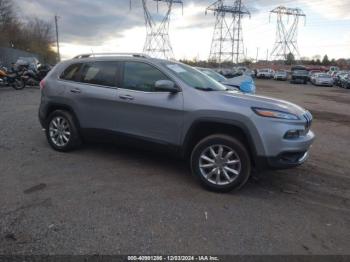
[73,53,151,59]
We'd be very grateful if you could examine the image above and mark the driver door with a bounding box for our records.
[114,61,184,146]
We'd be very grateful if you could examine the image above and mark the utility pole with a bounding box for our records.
[266,48,269,62]
[54,15,61,62]
[236,0,242,64]
[206,0,250,64]
[256,47,259,62]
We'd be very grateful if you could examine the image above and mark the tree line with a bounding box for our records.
[180,53,349,69]
[0,0,57,64]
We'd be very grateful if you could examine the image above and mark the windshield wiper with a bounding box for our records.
[194,87,215,91]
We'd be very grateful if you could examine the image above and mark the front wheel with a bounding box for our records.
[11,79,25,90]
[190,134,251,192]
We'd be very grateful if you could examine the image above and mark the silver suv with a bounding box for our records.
[39,53,315,192]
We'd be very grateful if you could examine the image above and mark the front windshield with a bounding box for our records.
[201,69,227,82]
[164,63,227,91]
[318,74,330,78]
[294,70,308,75]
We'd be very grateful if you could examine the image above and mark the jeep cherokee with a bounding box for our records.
[39,53,315,192]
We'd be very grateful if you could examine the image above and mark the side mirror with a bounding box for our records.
[155,80,179,93]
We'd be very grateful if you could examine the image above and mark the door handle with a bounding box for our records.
[119,94,134,100]
[70,88,81,94]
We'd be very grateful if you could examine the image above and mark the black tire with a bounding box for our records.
[190,134,251,193]
[45,110,82,152]
[11,79,25,90]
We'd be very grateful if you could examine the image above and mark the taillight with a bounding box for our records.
[39,79,45,90]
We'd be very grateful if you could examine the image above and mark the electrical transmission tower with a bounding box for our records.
[206,0,250,64]
[136,0,183,59]
[270,6,306,61]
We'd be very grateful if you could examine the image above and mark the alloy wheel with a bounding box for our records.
[49,116,71,147]
[199,144,241,186]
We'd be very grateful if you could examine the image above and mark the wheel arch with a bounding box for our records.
[44,103,81,130]
[182,119,259,167]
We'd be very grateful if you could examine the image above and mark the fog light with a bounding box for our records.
[284,130,300,139]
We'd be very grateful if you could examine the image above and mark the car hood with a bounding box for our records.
[216,91,307,116]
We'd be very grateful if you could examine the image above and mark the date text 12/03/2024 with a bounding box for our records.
[127,256,220,261]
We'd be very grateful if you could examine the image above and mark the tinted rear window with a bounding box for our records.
[80,61,120,87]
[60,63,82,81]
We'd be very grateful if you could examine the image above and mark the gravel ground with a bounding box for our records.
[0,80,349,255]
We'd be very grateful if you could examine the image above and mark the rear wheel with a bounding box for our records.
[46,110,82,152]
[190,134,251,192]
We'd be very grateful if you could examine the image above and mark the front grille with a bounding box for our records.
[303,111,313,132]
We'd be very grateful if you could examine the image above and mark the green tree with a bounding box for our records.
[0,0,57,64]
[322,55,330,65]
[285,52,295,65]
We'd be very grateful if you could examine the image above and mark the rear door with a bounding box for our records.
[114,61,184,146]
[63,61,121,131]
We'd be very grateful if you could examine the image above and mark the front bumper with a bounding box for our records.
[255,150,311,171]
[251,111,315,170]
[265,151,310,169]
[315,81,333,86]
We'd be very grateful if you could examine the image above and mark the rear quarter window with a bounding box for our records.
[60,63,82,81]
[80,61,120,87]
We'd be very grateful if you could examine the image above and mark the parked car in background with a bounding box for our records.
[216,68,235,78]
[274,70,288,81]
[308,70,322,82]
[256,68,274,79]
[232,66,255,78]
[39,53,315,192]
[223,75,256,94]
[291,65,308,72]
[196,67,256,94]
[291,70,309,84]
[311,73,334,87]
[333,71,349,87]
[339,74,350,89]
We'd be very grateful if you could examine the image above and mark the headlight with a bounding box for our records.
[252,108,299,120]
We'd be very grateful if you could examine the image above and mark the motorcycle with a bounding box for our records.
[22,65,50,87]
[0,66,25,90]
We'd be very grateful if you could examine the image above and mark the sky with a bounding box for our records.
[15,0,350,61]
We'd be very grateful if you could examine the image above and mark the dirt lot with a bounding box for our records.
[0,80,349,255]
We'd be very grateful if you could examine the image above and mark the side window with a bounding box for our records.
[60,63,82,81]
[80,61,119,87]
[123,62,170,92]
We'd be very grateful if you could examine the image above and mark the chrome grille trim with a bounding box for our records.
[303,111,313,131]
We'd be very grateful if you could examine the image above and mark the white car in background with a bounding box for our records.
[257,68,274,79]
[311,73,334,86]
[274,70,288,81]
